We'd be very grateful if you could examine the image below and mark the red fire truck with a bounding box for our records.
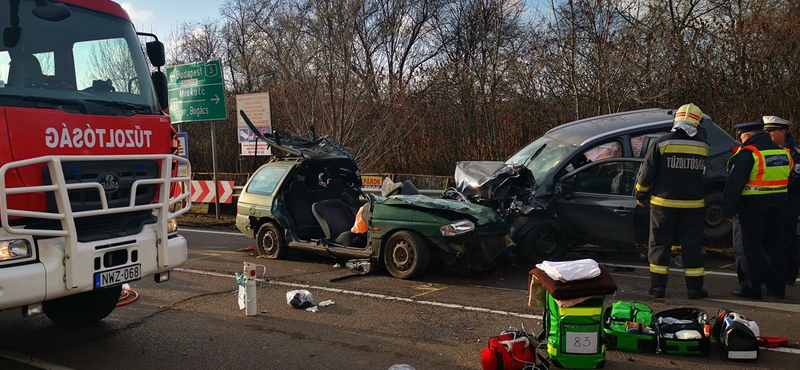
[0,0,190,324]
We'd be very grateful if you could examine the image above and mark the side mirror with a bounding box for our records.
[3,26,21,48]
[146,41,165,67]
[151,70,168,112]
[555,182,573,199]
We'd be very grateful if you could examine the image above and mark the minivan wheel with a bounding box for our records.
[256,222,288,259]
[703,191,730,240]
[383,231,430,280]
[522,220,567,263]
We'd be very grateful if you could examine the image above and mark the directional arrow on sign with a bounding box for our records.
[211,95,221,104]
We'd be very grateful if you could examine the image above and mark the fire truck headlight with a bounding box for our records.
[168,218,178,234]
[0,239,32,261]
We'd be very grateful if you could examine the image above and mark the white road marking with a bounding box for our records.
[607,263,741,278]
[175,267,542,321]
[176,268,800,355]
[762,347,800,355]
[180,228,244,236]
[607,263,800,284]
[0,349,76,370]
[709,299,800,314]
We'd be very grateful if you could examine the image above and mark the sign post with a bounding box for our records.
[167,59,228,219]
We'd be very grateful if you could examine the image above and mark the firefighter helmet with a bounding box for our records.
[674,103,703,127]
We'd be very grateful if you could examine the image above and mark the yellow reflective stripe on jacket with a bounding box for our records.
[548,345,557,357]
[635,183,650,192]
[650,264,669,274]
[658,139,709,156]
[650,196,705,209]
[684,267,705,277]
[560,307,603,316]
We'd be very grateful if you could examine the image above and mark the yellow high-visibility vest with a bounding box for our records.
[734,145,792,195]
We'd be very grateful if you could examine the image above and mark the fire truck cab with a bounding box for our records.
[0,0,190,325]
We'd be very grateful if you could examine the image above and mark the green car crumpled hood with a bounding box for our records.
[380,195,500,225]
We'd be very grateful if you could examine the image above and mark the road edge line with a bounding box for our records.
[0,349,76,370]
[175,267,543,321]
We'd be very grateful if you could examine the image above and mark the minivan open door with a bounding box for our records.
[555,158,644,253]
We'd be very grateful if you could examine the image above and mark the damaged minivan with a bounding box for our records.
[443,109,739,262]
[235,112,513,279]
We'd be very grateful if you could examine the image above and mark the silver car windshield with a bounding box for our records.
[506,135,577,188]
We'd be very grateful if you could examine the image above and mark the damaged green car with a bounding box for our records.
[236,111,513,279]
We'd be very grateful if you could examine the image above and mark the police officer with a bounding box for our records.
[723,121,792,299]
[636,103,708,299]
[763,116,800,286]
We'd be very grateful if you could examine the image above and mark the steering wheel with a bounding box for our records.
[83,79,116,93]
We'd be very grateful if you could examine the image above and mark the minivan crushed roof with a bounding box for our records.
[239,110,355,160]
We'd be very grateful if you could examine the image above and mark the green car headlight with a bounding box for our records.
[0,239,32,262]
[440,220,475,236]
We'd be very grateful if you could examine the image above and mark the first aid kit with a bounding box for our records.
[603,301,656,353]
[480,331,537,370]
[712,309,760,361]
[541,293,606,369]
[653,308,711,356]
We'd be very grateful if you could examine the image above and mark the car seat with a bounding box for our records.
[283,181,324,239]
[311,199,366,248]
[7,54,45,88]
[313,178,344,201]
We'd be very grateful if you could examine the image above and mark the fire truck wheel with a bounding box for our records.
[43,285,122,326]
[256,222,288,259]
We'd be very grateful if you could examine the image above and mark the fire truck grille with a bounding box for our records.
[41,160,161,242]
[43,160,160,213]
[74,211,157,242]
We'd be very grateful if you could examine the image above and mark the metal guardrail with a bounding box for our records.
[231,186,443,199]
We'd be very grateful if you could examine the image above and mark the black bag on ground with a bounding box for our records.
[653,308,711,356]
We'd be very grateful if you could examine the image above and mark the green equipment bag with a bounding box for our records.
[540,293,606,369]
[653,308,711,356]
[603,301,657,353]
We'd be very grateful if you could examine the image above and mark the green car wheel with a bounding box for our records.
[257,222,288,259]
[384,231,430,280]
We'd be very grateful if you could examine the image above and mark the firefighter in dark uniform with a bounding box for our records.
[763,116,800,286]
[723,121,792,299]
[636,103,708,300]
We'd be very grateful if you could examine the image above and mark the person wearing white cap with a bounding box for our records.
[635,103,708,299]
[764,116,800,286]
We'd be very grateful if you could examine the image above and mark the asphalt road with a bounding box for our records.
[1,228,800,370]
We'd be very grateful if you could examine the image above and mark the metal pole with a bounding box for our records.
[211,121,220,219]
[252,136,258,173]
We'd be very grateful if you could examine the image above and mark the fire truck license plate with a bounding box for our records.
[94,265,140,289]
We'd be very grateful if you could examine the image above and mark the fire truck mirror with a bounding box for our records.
[32,2,72,22]
[146,41,165,67]
[152,71,168,112]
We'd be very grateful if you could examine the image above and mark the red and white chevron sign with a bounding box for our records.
[190,181,235,204]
